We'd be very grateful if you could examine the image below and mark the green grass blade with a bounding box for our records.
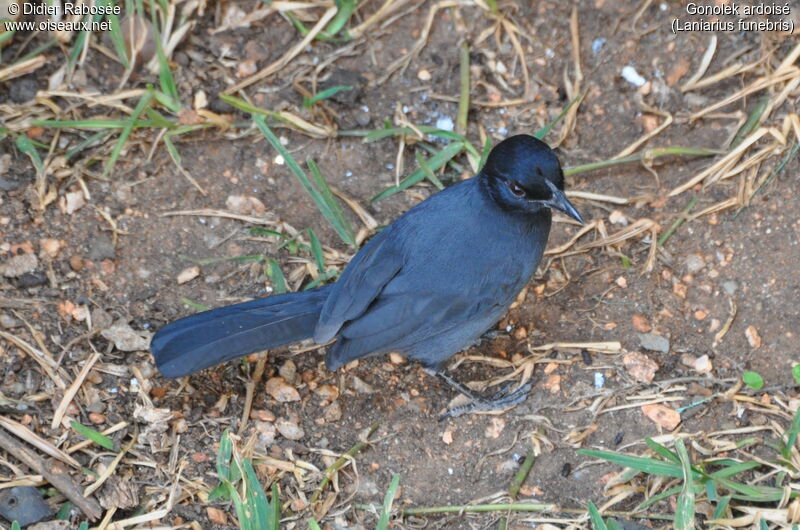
[578,449,686,479]
[307,228,326,274]
[324,0,357,37]
[371,141,464,201]
[534,92,583,140]
[70,420,115,450]
[267,259,287,294]
[180,298,210,312]
[708,460,760,479]
[269,483,281,530]
[308,519,322,530]
[783,406,800,458]
[103,89,154,178]
[478,136,492,172]
[731,94,769,148]
[243,459,271,528]
[712,495,731,520]
[307,159,356,245]
[215,430,233,482]
[15,135,44,174]
[586,501,608,530]
[106,12,129,68]
[363,125,467,144]
[304,85,353,108]
[674,439,695,530]
[376,474,401,530]
[253,116,355,246]
[644,438,681,464]
[415,151,445,190]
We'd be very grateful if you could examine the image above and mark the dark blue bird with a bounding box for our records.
[151,134,583,416]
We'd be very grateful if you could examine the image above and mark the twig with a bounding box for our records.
[238,354,268,437]
[52,351,101,429]
[0,429,102,520]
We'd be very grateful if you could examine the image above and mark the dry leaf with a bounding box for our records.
[206,507,228,525]
[641,404,680,430]
[101,321,152,351]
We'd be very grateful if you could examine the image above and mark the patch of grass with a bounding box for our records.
[210,430,281,530]
[579,414,800,525]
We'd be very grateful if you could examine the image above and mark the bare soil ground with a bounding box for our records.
[0,0,799,528]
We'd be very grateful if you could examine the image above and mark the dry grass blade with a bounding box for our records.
[529,341,622,353]
[83,432,137,497]
[51,351,101,429]
[161,208,280,227]
[349,0,415,39]
[0,55,47,82]
[225,6,337,93]
[0,330,66,389]
[668,128,769,196]
[0,416,81,468]
[614,104,673,159]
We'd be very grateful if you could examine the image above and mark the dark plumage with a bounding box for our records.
[151,134,583,414]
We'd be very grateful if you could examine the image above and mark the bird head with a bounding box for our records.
[481,134,584,223]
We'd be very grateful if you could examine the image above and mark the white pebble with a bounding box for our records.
[622,66,647,87]
[435,115,454,131]
[594,372,605,389]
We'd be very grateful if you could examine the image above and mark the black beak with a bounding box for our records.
[544,180,584,224]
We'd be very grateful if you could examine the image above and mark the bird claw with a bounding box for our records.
[439,379,533,420]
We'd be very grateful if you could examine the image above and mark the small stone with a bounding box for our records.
[745,326,762,349]
[615,276,627,288]
[207,507,228,525]
[354,109,371,127]
[631,314,651,333]
[250,409,276,422]
[69,255,84,271]
[265,377,300,402]
[442,429,454,445]
[226,194,266,215]
[237,59,257,78]
[323,401,342,422]
[88,412,106,424]
[191,452,209,463]
[254,421,276,445]
[694,354,712,374]
[176,266,200,284]
[485,417,506,439]
[64,191,86,214]
[1,253,38,278]
[513,326,528,340]
[101,321,152,351]
[350,375,375,394]
[623,351,659,383]
[0,313,21,328]
[279,360,297,383]
[417,68,432,81]
[276,418,305,440]
[314,384,339,406]
[389,352,406,364]
[608,210,628,226]
[694,309,708,320]
[638,332,670,353]
[722,281,738,295]
[543,374,561,394]
[684,254,705,274]
[39,238,63,258]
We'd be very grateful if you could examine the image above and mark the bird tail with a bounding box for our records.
[151,285,332,378]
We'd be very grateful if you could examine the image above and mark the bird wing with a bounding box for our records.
[313,231,404,343]
[324,288,498,370]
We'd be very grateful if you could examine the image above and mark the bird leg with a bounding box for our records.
[433,371,533,419]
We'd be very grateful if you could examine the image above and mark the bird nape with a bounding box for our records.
[150,134,584,418]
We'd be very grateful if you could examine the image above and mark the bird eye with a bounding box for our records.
[508,180,526,197]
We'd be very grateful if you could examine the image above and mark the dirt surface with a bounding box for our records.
[1,0,799,528]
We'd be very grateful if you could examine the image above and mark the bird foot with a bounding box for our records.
[434,371,533,420]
